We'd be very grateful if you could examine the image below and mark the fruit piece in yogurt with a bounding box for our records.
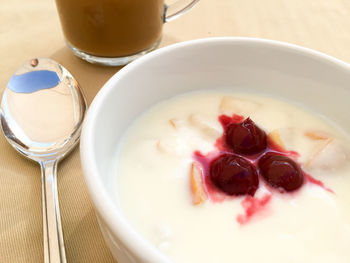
[267,130,285,150]
[302,130,348,170]
[169,118,183,129]
[225,118,267,155]
[219,96,261,116]
[304,130,333,141]
[210,153,259,196]
[306,139,348,170]
[188,113,221,140]
[258,152,304,192]
[190,162,207,205]
[156,139,174,154]
[216,115,268,157]
[267,127,301,154]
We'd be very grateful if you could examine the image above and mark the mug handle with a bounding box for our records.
[164,0,200,23]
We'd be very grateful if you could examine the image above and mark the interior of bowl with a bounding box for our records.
[81,37,350,262]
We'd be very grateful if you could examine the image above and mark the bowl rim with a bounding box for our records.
[80,36,350,262]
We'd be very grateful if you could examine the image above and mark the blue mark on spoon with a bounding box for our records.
[8,70,60,93]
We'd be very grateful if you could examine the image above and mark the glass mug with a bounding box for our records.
[55,0,199,66]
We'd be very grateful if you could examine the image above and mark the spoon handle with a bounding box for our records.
[40,160,67,263]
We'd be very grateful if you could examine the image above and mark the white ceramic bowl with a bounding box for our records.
[80,37,350,263]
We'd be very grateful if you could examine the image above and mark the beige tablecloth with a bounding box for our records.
[1,0,350,262]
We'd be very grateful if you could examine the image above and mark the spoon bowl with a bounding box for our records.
[1,58,87,263]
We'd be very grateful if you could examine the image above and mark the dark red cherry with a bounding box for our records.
[225,118,267,155]
[258,153,304,192]
[210,154,259,196]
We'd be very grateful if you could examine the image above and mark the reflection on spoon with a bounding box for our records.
[0,58,87,263]
[8,70,60,93]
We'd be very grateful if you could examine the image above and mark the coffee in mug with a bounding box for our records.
[55,0,199,66]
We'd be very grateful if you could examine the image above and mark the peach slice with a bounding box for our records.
[303,130,349,170]
[219,96,260,116]
[267,128,297,151]
[156,139,166,153]
[304,130,332,141]
[305,138,348,170]
[169,118,183,129]
[188,113,221,139]
[156,139,175,154]
[190,162,207,205]
[267,130,285,150]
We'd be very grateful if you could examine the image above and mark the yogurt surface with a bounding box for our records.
[115,91,350,263]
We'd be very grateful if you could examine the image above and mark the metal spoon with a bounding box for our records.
[0,58,87,263]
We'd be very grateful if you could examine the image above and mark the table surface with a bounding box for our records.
[1,0,350,262]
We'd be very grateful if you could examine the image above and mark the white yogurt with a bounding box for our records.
[116,91,350,263]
